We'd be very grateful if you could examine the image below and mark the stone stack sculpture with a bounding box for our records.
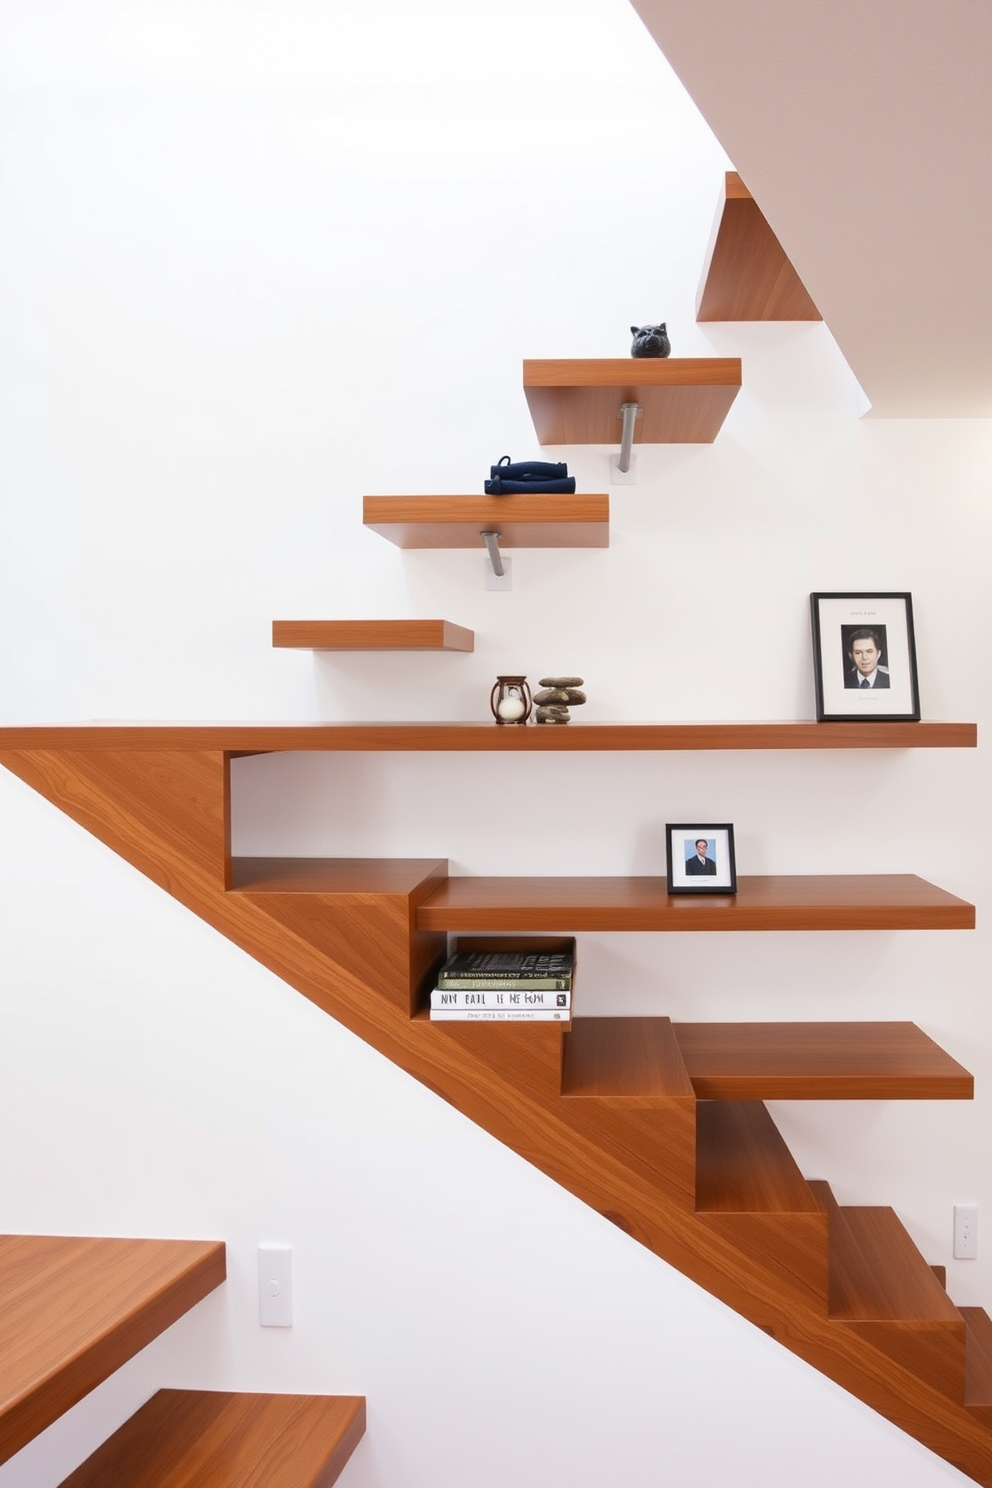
[534,676,586,725]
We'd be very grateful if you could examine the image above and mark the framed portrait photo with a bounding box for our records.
[810,592,920,723]
[666,824,737,895]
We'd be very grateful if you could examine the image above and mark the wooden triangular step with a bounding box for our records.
[695,1100,828,1308]
[561,1016,697,1210]
[0,1234,226,1466]
[56,1390,366,1488]
[810,1181,966,1399]
[963,1308,992,1426]
[672,1022,973,1100]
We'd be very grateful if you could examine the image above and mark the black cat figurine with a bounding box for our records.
[630,323,671,358]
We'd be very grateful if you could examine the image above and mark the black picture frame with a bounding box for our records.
[810,592,920,723]
[666,824,737,895]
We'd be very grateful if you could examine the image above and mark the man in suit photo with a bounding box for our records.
[844,627,891,689]
[685,838,717,875]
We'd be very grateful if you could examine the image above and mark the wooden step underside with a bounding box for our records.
[0,1235,226,1467]
[56,1391,366,1488]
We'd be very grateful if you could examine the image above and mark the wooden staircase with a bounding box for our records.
[0,1235,365,1486]
[0,728,989,1482]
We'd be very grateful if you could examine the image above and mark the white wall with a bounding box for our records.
[0,2,990,1484]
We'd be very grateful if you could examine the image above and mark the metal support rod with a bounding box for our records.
[480,530,504,578]
[617,401,642,473]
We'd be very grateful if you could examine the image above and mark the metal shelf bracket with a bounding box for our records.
[480,530,504,578]
[617,401,643,473]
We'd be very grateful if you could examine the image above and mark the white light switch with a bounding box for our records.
[258,1243,293,1326]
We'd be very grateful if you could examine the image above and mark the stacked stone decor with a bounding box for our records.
[534,677,586,724]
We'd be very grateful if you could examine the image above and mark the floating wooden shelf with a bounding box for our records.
[522,358,741,444]
[362,493,609,549]
[697,172,821,323]
[674,1023,973,1101]
[272,620,475,652]
[0,1235,226,1466]
[0,721,976,752]
[415,874,975,933]
[58,1390,366,1488]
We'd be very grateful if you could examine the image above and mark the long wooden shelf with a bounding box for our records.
[362,493,609,549]
[57,1391,366,1488]
[674,1024,973,1100]
[697,171,821,322]
[415,874,975,933]
[522,358,741,444]
[272,620,475,652]
[0,721,976,752]
[0,1235,226,1466]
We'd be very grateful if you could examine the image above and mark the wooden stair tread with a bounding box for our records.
[415,874,975,932]
[0,1235,226,1467]
[561,1016,694,1098]
[272,620,474,652]
[810,1183,960,1322]
[522,358,741,444]
[962,1308,992,1409]
[57,1390,366,1488]
[0,721,977,751]
[696,171,821,322]
[362,493,609,549]
[672,1022,973,1100]
[695,1101,821,1214]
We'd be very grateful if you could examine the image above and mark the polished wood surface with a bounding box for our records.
[362,494,609,549]
[0,1235,226,1466]
[694,1099,829,1309]
[812,1181,966,1398]
[0,721,976,752]
[523,358,741,444]
[963,1309,992,1417]
[3,739,992,1482]
[416,875,975,933]
[562,1016,694,1098]
[57,1391,366,1488]
[674,1023,973,1100]
[232,857,447,1016]
[272,620,475,652]
[231,857,447,894]
[697,171,821,321]
[694,1101,820,1214]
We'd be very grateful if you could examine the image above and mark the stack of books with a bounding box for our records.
[430,947,574,1022]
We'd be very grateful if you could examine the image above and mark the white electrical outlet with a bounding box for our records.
[258,1243,293,1325]
[954,1205,978,1259]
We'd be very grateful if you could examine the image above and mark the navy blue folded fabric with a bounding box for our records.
[490,458,569,480]
[485,476,576,494]
[485,455,574,493]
